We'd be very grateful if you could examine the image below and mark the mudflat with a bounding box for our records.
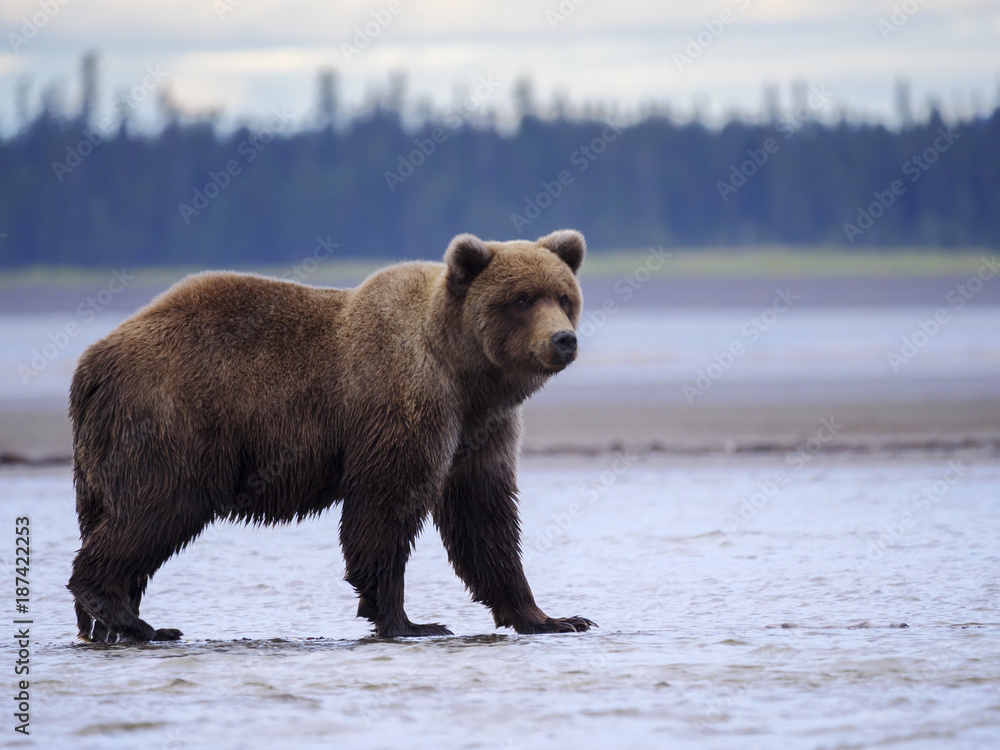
[2,270,998,462]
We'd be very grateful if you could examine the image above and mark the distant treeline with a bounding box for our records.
[1,107,998,268]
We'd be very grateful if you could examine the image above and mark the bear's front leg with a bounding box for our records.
[435,437,596,635]
[339,493,452,638]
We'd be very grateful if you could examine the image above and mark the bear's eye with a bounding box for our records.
[514,294,531,308]
[558,294,570,309]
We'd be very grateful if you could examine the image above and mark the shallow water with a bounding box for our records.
[1,453,998,749]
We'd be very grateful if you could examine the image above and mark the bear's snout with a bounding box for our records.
[550,330,578,363]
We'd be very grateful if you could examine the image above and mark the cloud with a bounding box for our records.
[1,0,997,131]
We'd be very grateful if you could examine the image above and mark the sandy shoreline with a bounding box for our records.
[4,385,998,465]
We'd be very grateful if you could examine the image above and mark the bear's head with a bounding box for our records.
[444,229,585,376]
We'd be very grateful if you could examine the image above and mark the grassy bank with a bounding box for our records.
[579,246,996,277]
[1,246,995,288]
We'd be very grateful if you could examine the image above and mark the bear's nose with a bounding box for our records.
[551,330,577,357]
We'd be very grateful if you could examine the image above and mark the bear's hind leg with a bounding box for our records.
[69,513,196,643]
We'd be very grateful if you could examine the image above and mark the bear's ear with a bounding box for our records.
[537,229,586,274]
[444,233,494,295]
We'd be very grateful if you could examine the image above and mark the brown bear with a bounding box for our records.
[68,229,595,642]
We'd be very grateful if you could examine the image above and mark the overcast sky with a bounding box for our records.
[2,0,999,133]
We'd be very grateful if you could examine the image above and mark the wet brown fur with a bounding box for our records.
[68,230,595,642]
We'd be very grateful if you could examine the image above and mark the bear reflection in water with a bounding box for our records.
[68,229,596,642]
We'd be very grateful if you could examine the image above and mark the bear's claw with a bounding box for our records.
[152,628,183,641]
[80,625,183,644]
[516,615,596,634]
